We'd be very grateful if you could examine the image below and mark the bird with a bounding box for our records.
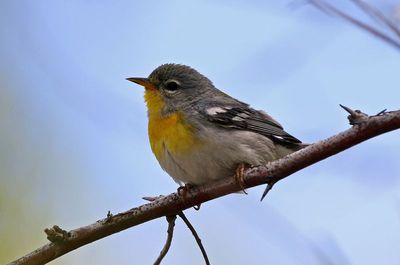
[127,64,305,199]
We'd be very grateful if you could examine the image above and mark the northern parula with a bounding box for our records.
[127,64,304,188]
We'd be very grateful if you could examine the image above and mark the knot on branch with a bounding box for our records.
[101,210,114,224]
[340,104,369,125]
[44,225,70,243]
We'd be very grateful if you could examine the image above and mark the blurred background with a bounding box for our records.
[1,1,399,264]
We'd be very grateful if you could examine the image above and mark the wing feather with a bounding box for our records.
[205,106,301,144]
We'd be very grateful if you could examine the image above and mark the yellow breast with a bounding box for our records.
[145,90,198,161]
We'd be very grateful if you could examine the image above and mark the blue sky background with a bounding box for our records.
[1,1,399,264]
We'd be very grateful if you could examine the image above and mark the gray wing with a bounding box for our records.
[204,106,301,144]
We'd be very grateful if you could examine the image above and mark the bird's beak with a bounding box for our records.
[126,77,156,90]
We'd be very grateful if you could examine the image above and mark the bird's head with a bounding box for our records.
[127,64,214,116]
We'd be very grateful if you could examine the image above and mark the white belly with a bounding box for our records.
[157,128,284,185]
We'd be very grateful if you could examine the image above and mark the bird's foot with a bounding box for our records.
[234,163,250,194]
[177,184,201,210]
[177,183,194,197]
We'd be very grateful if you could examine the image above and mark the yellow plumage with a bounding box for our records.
[144,89,198,161]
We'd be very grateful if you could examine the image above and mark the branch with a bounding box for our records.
[350,0,400,38]
[309,0,400,50]
[178,212,210,265]
[8,108,400,265]
[143,196,210,265]
[153,215,176,265]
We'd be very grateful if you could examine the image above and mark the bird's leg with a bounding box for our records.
[177,183,194,197]
[234,163,250,194]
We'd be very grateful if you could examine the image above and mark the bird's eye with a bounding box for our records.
[164,80,180,92]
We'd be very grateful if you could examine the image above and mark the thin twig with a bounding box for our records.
[260,181,277,201]
[154,215,176,265]
[309,0,400,50]
[143,197,210,264]
[178,212,211,265]
[8,109,400,265]
[350,0,400,38]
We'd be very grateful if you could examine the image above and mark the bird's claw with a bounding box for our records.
[177,184,201,210]
[234,163,250,194]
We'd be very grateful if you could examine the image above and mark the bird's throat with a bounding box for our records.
[145,90,199,160]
